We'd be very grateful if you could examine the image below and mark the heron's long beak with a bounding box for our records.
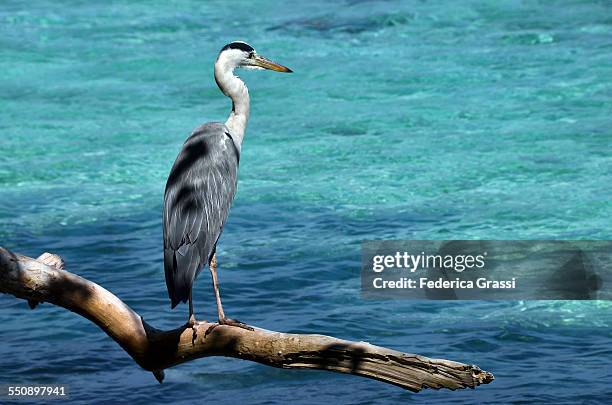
[252,55,293,73]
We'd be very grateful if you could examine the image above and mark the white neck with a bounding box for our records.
[214,58,249,151]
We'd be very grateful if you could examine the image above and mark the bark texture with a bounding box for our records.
[0,246,494,392]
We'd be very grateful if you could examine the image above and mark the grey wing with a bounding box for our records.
[163,123,239,308]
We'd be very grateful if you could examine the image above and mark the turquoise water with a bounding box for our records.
[1,0,611,403]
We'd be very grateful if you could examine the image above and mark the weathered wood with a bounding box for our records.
[0,246,493,392]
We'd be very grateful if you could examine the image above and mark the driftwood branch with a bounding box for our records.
[0,246,493,392]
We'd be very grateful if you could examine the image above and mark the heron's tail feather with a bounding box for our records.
[164,246,201,309]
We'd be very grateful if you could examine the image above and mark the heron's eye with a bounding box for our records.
[249,52,255,58]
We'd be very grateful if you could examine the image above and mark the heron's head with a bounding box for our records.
[216,41,292,73]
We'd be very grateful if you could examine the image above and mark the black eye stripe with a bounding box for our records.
[221,42,254,53]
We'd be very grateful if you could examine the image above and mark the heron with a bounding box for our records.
[163,41,292,331]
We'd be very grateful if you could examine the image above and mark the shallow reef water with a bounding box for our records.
[1,1,611,403]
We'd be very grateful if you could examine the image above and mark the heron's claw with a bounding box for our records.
[204,323,218,337]
[204,317,254,337]
[220,317,254,331]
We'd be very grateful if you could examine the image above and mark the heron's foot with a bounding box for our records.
[219,317,254,331]
[186,314,201,344]
[205,317,254,337]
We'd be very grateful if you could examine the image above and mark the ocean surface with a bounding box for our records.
[1,0,611,403]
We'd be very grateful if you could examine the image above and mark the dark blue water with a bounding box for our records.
[1,0,611,403]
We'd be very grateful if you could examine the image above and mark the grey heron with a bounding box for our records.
[163,41,292,331]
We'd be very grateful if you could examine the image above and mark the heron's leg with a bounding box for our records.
[187,289,196,327]
[209,254,225,320]
[207,254,253,334]
[186,288,199,344]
